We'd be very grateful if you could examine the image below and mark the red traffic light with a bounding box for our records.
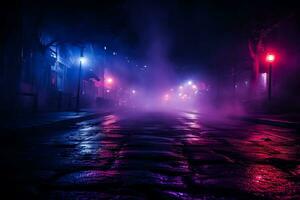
[266,53,275,63]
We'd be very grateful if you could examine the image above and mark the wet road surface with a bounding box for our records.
[1,111,300,199]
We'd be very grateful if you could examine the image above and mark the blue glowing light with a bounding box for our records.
[79,57,87,65]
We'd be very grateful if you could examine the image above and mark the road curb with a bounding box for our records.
[3,111,112,134]
[239,116,300,129]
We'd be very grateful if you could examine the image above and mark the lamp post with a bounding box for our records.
[104,77,114,99]
[266,53,275,103]
[76,47,84,111]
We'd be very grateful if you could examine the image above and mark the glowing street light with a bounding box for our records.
[79,56,84,63]
[266,53,276,103]
[187,80,193,85]
[131,89,136,94]
[104,77,114,99]
[266,53,275,63]
[79,57,87,64]
[105,77,113,85]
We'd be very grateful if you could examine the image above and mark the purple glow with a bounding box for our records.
[261,73,267,89]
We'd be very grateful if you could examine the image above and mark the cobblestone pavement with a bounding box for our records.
[1,111,299,199]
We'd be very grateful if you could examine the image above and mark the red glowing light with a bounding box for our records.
[266,53,275,63]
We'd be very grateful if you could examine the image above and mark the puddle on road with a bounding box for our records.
[243,164,298,198]
[101,114,120,134]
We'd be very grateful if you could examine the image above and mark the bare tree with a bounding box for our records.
[247,14,293,98]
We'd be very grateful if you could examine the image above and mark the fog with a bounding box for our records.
[101,0,248,118]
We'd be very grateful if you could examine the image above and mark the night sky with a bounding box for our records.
[23,0,298,73]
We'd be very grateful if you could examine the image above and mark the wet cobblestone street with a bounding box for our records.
[1,111,300,199]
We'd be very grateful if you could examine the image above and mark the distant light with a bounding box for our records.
[179,85,183,90]
[182,94,187,100]
[106,89,110,93]
[106,77,113,84]
[187,80,193,85]
[104,46,107,50]
[178,92,182,97]
[163,94,170,101]
[131,89,136,94]
[113,52,117,56]
[79,57,87,65]
[192,84,197,90]
[266,53,275,63]
[144,65,147,68]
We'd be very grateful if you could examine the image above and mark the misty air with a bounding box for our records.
[1,0,300,199]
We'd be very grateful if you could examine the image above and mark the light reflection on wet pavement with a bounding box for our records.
[1,111,300,199]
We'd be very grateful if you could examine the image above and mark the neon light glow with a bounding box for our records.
[266,53,275,63]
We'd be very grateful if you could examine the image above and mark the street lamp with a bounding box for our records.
[105,77,114,90]
[266,53,275,103]
[106,77,113,85]
[79,57,87,65]
[76,47,84,112]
